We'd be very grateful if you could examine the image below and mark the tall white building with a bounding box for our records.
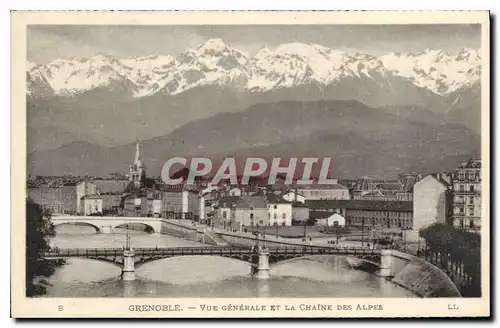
[266,193,292,226]
[413,174,452,233]
[450,159,481,231]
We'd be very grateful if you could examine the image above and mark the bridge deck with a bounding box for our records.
[42,246,381,258]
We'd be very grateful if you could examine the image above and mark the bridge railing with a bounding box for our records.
[43,245,380,258]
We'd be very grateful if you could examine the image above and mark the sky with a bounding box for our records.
[27,24,481,64]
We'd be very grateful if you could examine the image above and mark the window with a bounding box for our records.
[250,213,254,220]
[259,220,264,225]
[469,206,474,216]
[460,219,464,227]
[469,185,474,192]
[274,213,277,220]
[469,220,475,229]
[223,211,227,219]
[459,207,464,214]
[274,205,277,209]
[469,196,474,204]
[459,185,465,192]
[282,213,286,219]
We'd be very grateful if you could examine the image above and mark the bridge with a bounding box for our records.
[42,243,393,280]
[51,215,164,234]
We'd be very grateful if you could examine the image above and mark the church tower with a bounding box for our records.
[129,139,146,188]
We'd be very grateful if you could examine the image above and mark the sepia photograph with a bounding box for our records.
[11,11,490,318]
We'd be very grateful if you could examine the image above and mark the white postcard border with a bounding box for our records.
[10,10,491,318]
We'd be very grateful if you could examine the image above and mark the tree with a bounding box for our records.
[419,223,481,297]
[26,198,62,296]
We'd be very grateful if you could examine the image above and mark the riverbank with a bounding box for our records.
[165,220,460,298]
[44,225,416,298]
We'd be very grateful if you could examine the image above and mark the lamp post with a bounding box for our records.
[361,220,365,247]
[250,204,255,234]
[125,231,130,251]
[403,228,407,252]
[336,224,340,245]
[417,235,421,255]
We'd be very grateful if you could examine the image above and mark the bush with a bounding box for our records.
[419,223,481,297]
[26,198,64,296]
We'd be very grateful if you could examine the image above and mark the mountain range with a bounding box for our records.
[28,38,481,99]
[27,39,481,150]
[26,39,482,178]
[27,100,480,179]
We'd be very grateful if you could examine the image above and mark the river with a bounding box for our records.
[42,225,415,298]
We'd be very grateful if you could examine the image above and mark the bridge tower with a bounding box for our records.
[378,249,393,277]
[121,232,136,281]
[253,240,270,279]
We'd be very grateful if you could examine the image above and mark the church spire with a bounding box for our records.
[134,137,141,165]
[129,136,145,188]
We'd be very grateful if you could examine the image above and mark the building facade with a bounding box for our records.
[291,201,309,223]
[100,193,123,213]
[27,186,74,214]
[266,194,292,226]
[213,196,240,228]
[92,178,128,194]
[76,181,97,213]
[412,174,451,232]
[234,196,269,227]
[80,195,103,216]
[316,213,346,227]
[27,180,97,215]
[450,159,482,231]
[282,190,306,204]
[161,187,201,220]
[294,184,350,200]
[307,200,413,230]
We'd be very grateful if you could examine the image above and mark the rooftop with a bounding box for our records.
[458,159,481,169]
[81,195,102,200]
[306,199,413,212]
[235,196,268,209]
[291,201,308,208]
[265,193,291,204]
[214,196,241,209]
[290,184,348,190]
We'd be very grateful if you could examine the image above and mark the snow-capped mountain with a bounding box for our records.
[26,38,481,98]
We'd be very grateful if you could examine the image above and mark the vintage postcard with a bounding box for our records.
[11,11,490,318]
